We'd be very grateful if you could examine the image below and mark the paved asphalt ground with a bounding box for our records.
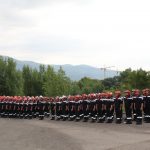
[0,118,150,150]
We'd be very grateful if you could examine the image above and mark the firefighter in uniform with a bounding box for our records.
[17,97,22,118]
[32,97,37,118]
[114,91,123,123]
[105,92,114,123]
[132,90,137,121]
[96,93,105,123]
[142,89,146,121]
[38,96,45,120]
[89,94,97,122]
[8,97,13,118]
[50,97,55,120]
[0,97,5,117]
[0,97,2,117]
[75,95,83,121]
[68,96,76,121]
[44,97,50,118]
[143,88,150,123]
[23,97,27,118]
[13,97,17,118]
[19,97,24,119]
[124,90,133,124]
[4,96,8,118]
[133,89,143,124]
[78,94,85,120]
[28,98,33,119]
[55,97,62,120]
[61,96,69,121]
[83,94,90,122]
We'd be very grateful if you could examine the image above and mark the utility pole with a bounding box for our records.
[100,65,115,80]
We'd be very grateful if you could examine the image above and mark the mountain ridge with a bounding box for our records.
[0,55,118,81]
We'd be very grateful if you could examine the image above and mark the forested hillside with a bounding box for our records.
[0,56,149,96]
[1,55,118,80]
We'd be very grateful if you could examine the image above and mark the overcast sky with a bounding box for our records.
[0,0,150,71]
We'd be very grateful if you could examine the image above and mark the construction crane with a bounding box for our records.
[100,66,115,80]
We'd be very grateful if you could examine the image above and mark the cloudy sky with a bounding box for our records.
[0,0,150,70]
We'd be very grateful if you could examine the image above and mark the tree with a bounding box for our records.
[0,57,6,95]
[38,65,46,95]
[1,55,150,96]
[56,66,71,96]
[43,65,57,96]
[77,77,103,94]
[119,68,149,90]
[0,57,23,96]
[70,81,81,95]
[131,69,148,89]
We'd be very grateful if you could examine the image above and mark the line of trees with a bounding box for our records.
[0,56,150,96]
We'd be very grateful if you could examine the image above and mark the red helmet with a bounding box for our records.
[55,96,60,102]
[101,92,107,98]
[74,95,80,101]
[132,89,140,96]
[144,88,150,96]
[82,94,87,100]
[106,92,113,98]
[142,89,146,94]
[89,93,96,100]
[115,90,121,98]
[124,90,131,97]
[68,95,74,101]
[124,90,131,93]
[61,95,67,101]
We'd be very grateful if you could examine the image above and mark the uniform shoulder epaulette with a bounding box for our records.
[118,98,123,101]
[110,99,114,102]
[132,96,136,99]
[139,97,143,100]
[101,98,106,101]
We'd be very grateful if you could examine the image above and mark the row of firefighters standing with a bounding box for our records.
[0,89,150,124]
[51,89,150,124]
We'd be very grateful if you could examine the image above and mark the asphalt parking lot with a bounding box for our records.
[0,118,150,150]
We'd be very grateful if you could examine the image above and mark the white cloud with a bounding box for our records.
[0,0,150,71]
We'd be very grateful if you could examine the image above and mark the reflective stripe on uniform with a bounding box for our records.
[127,117,132,120]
